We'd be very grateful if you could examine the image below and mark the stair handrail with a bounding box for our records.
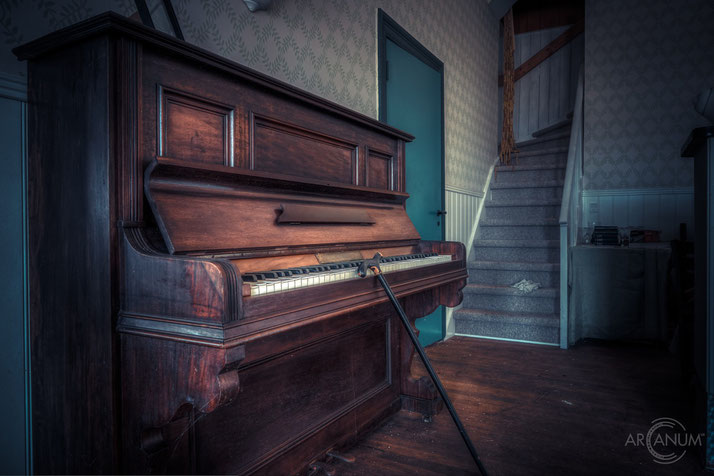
[558,63,584,349]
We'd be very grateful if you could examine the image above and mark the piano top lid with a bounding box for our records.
[146,157,421,256]
[12,12,414,144]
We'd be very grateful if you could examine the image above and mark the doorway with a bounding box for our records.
[378,9,445,346]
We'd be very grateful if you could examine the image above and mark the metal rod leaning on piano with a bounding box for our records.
[358,252,489,476]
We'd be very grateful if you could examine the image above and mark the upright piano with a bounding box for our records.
[16,13,467,475]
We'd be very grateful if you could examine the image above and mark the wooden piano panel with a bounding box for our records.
[252,114,357,184]
[150,190,418,254]
[366,147,394,190]
[193,320,394,474]
[141,47,408,191]
[159,87,235,166]
[145,158,420,254]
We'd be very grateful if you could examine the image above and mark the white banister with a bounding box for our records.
[558,64,584,349]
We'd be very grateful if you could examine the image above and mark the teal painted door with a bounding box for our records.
[385,39,444,346]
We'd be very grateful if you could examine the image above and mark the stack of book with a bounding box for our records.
[592,226,619,246]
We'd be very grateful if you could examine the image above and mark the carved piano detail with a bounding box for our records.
[16,13,467,475]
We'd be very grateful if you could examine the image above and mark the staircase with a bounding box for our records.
[454,119,571,344]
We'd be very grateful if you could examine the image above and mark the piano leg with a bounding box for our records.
[397,279,466,416]
[398,289,444,416]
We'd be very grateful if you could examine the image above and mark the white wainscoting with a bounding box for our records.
[581,188,694,241]
[443,184,486,338]
[445,186,482,247]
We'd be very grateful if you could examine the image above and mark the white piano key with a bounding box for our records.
[247,254,453,297]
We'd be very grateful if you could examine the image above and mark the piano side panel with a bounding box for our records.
[141,47,402,191]
[26,35,118,474]
[121,229,240,325]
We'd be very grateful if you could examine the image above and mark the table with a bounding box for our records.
[568,243,671,344]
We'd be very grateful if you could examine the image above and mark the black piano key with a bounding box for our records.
[245,252,444,286]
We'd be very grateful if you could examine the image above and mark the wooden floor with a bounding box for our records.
[329,337,706,476]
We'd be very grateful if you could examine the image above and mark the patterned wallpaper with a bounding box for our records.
[0,0,499,195]
[584,0,714,190]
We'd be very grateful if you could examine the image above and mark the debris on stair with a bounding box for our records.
[511,279,541,293]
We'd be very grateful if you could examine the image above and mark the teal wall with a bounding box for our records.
[0,75,30,474]
[705,393,714,471]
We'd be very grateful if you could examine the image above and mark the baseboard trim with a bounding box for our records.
[455,333,559,346]
[582,187,693,197]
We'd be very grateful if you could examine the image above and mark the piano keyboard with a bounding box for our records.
[243,253,452,296]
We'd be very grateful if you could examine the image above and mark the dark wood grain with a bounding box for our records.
[252,114,357,183]
[366,147,395,190]
[140,47,404,191]
[26,35,117,474]
[160,86,234,165]
[330,337,706,476]
[144,158,420,254]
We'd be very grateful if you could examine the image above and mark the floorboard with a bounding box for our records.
[330,337,706,476]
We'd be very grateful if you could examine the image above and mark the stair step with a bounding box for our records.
[490,179,564,189]
[507,147,568,159]
[494,163,566,183]
[515,131,570,151]
[476,223,559,241]
[482,205,559,222]
[507,152,567,168]
[488,185,563,202]
[462,284,559,314]
[531,118,573,138]
[454,309,559,344]
[467,262,559,287]
[469,260,560,271]
[485,197,561,207]
[473,239,559,262]
[478,216,559,227]
[496,162,566,173]
[475,239,559,248]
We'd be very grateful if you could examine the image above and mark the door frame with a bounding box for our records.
[377,9,445,242]
[377,9,447,340]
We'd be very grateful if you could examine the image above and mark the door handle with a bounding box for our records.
[436,210,447,216]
